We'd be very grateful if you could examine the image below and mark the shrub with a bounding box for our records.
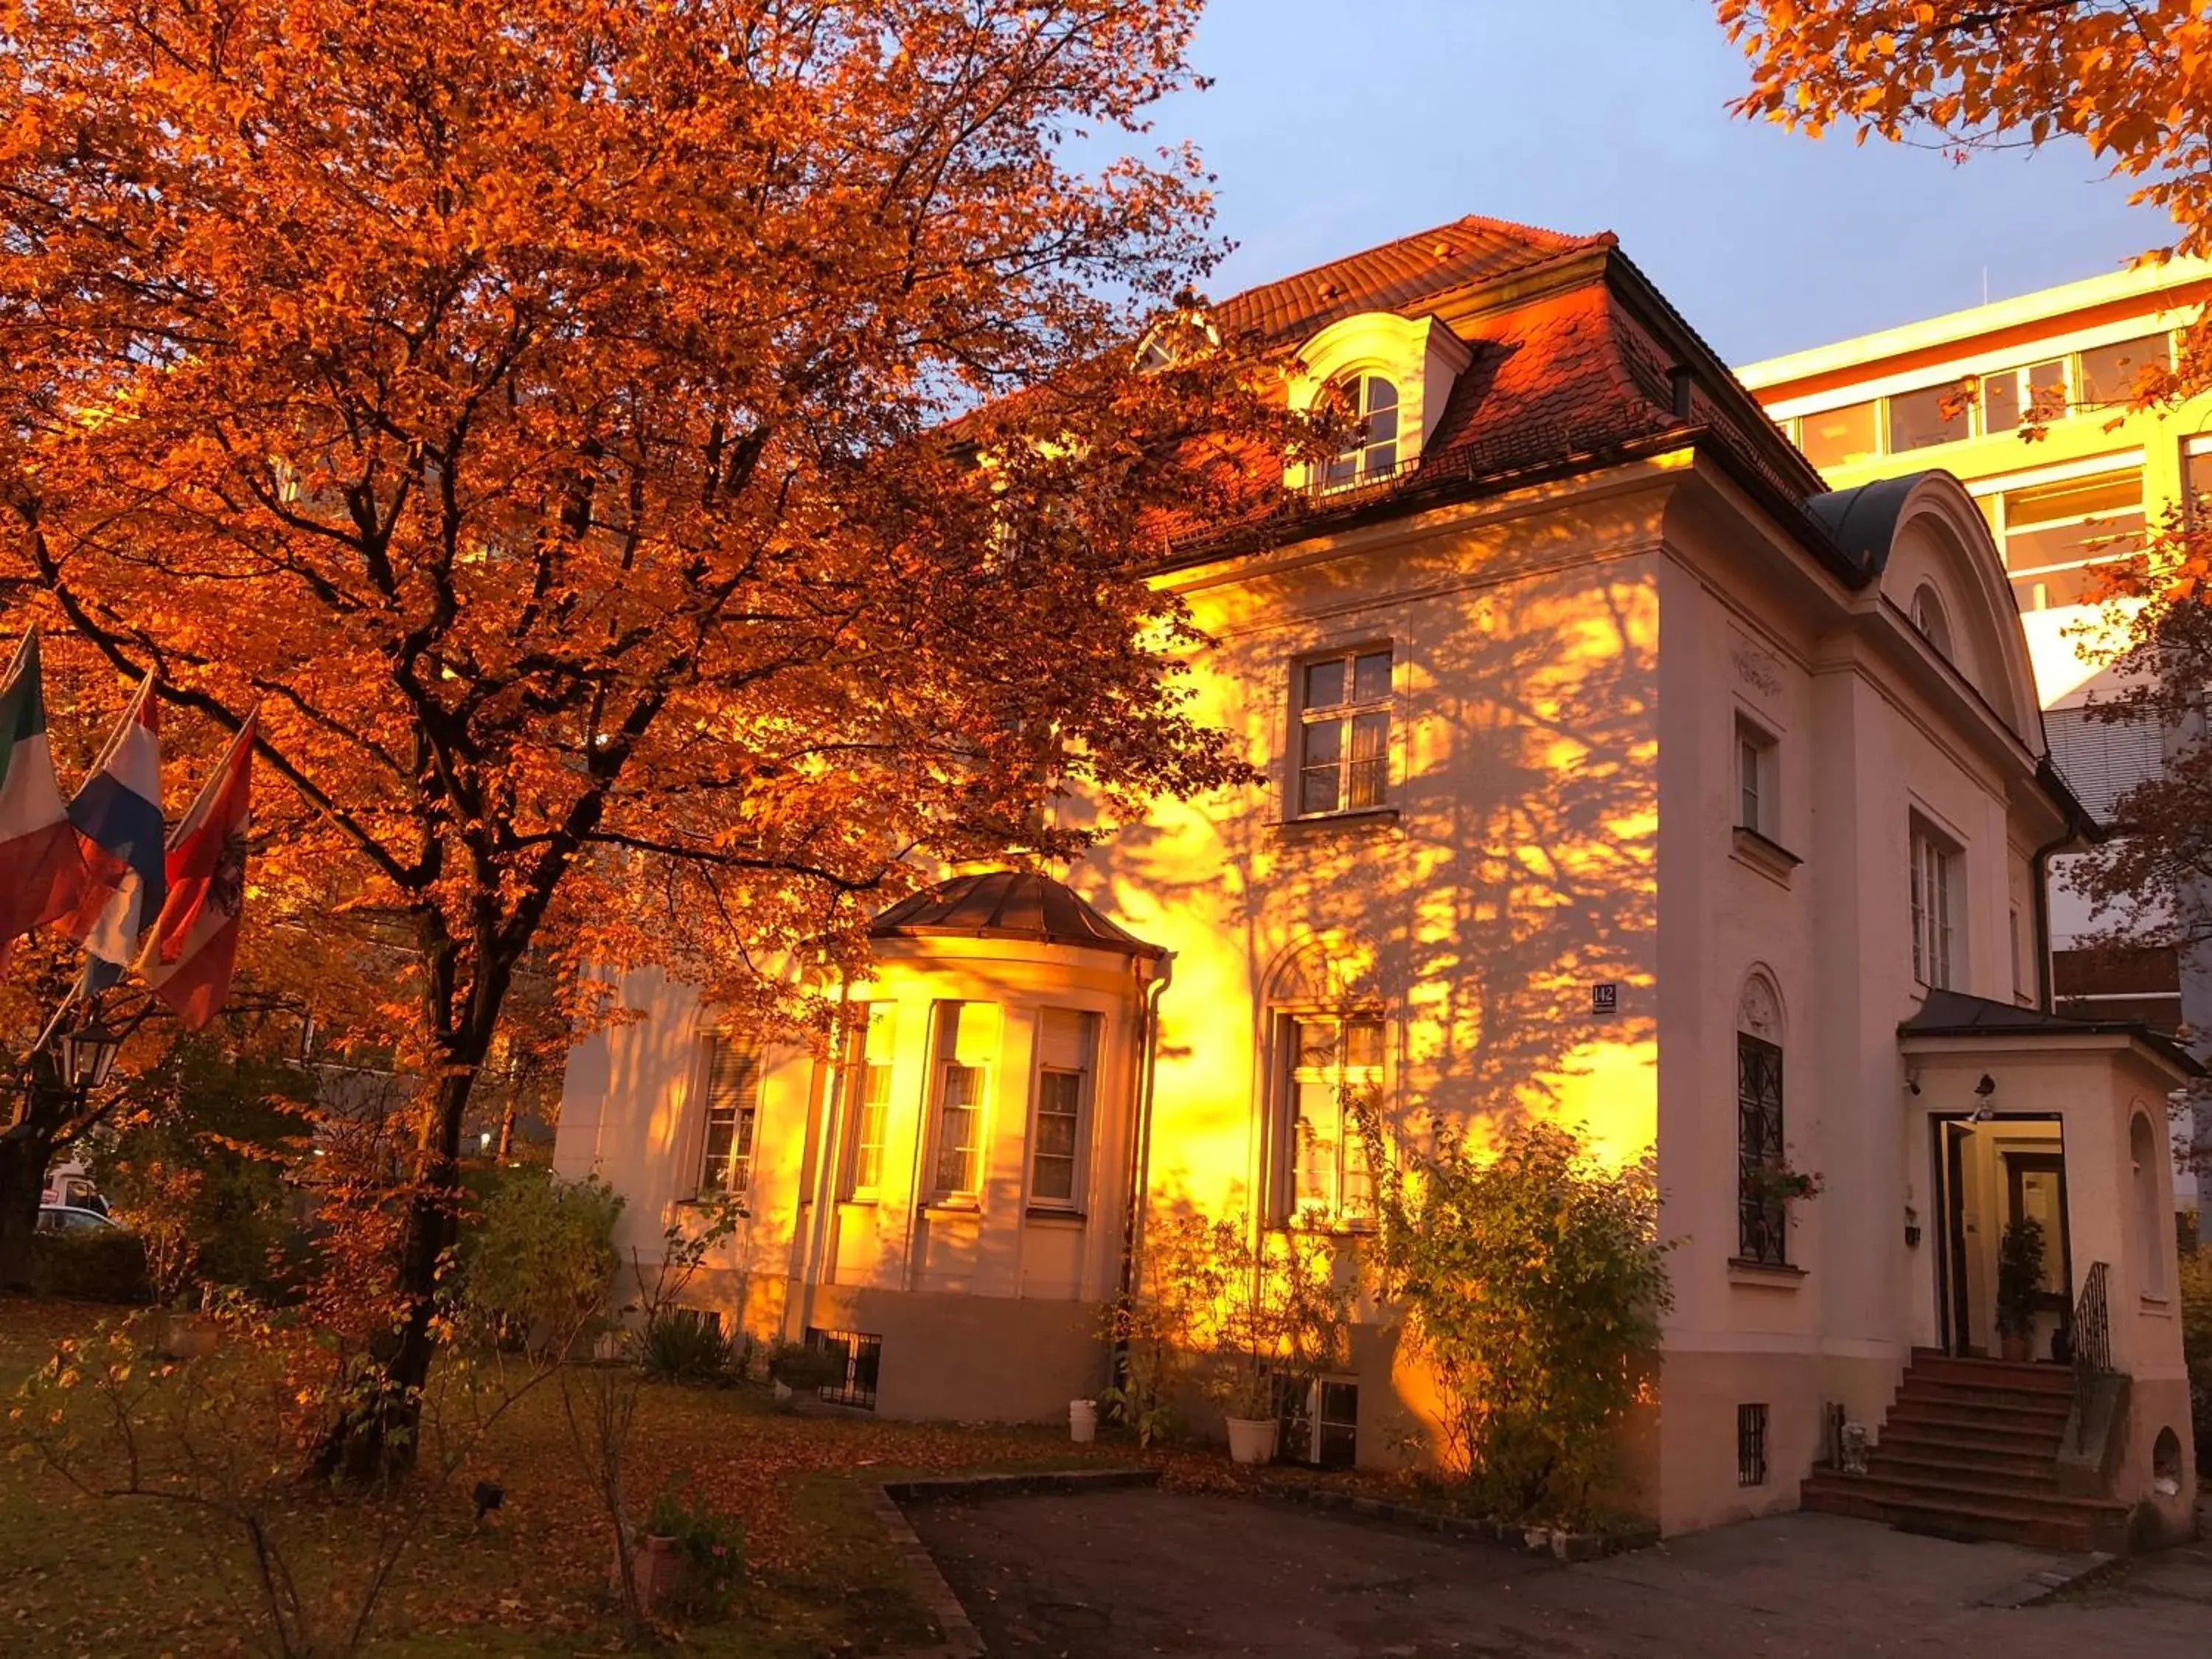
[637,1310,731,1384]
[2180,1244,2211,1473]
[29,1227,150,1303]
[762,1338,843,1393]
[1996,1215,2048,1341]
[1360,1117,1672,1524]
[644,1473,745,1621]
[462,1171,624,1354]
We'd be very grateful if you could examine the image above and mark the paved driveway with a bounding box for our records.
[904,1487,2212,1658]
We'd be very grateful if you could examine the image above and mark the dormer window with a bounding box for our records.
[1287,312,1471,495]
[1324,375,1399,488]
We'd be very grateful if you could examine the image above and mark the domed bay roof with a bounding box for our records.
[868,870,1161,959]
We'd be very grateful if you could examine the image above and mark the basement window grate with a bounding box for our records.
[1737,1402,1769,1487]
[805,1326,882,1410]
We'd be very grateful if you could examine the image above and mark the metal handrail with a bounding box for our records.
[2071,1261,2112,1455]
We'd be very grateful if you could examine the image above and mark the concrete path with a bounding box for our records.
[905,1487,2212,1658]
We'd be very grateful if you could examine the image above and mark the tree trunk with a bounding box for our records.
[311,1060,478,1484]
[0,1130,52,1293]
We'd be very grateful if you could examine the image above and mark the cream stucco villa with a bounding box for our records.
[554,215,2197,1543]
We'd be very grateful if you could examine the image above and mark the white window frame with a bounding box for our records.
[1982,464,2147,613]
[1276,1011,1385,1225]
[1736,716,1777,838]
[1295,645,1394,819]
[695,1034,760,1202]
[925,1005,990,1204]
[841,1005,894,1201]
[1910,818,1962,990]
[1026,1009,1096,1212]
[1321,372,1400,488]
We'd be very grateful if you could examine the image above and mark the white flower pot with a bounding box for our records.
[1225,1416,1279,1465]
[1069,1399,1098,1444]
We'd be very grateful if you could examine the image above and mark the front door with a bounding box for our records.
[1935,1120,1974,1354]
[2003,1152,2073,1352]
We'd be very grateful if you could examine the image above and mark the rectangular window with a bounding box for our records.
[1980,358,2067,435]
[1296,647,1393,816]
[1283,1014,1384,1220]
[844,1005,894,1198]
[1992,467,2146,611]
[2184,439,2212,528]
[1886,382,1971,453]
[1276,1376,1360,1470]
[1736,1034,1787,1266]
[1029,1009,1096,1208]
[1797,400,1879,469]
[697,1036,760,1200]
[1910,819,1960,990]
[928,1003,994,1200]
[2076,332,2169,408]
[1737,1402,1770,1487]
[1736,718,1776,836]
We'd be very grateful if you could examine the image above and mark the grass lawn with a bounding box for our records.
[0,1296,1138,1657]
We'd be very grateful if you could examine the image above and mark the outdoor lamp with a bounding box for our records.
[57,1022,124,1093]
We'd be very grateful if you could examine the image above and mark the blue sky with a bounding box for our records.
[1156,1,2167,364]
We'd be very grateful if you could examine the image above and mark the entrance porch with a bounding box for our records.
[1812,990,2202,1545]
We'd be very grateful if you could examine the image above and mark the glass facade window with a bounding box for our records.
[1797,400,1879,469]
[1886,382,1971,452]
[2076,333,2170,407]
[1992,468,2146,611]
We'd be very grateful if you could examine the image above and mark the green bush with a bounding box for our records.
[644,1473,745,1621]
[637,1310,732,1383]
[763,1338,843,1393]
[29,1227,151,1303]
[2180,1245,2211,1473]
[1361,1117,1673,1525]
[462,1170,624,1354]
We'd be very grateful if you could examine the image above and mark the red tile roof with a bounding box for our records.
[1215,215,1615,349]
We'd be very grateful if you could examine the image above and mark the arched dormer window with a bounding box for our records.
[1324,375,1399,488]
[1910,582,1954,661]
[1287,312,1471,494]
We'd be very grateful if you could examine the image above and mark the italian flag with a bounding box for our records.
[0,630,86,941]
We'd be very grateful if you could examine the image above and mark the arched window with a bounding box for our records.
[1736,972,1789,1267]
[1267,939,1384,1222]
[2131,1110,2166,1297]
[1910,582,1954,661]
[1323,375,1399,488]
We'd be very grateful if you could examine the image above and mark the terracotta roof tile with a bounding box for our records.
[1214,215,1615,349]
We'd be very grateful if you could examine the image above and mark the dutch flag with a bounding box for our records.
[55,676,165,991]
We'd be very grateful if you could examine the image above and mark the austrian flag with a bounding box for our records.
[137,715,254,1029]
[0,630,84,940]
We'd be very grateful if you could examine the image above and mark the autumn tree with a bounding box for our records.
[1720,0,2212,1179]
[0,0,1296,1476]
[1721,1,2212,397]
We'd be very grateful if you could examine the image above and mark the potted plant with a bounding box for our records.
[763,1337,841,1402]
[1996,1214,2048,1362]
[1206,1352,1281,1464]
[626,1475,743,1622]
[1743,1163,1826,1207]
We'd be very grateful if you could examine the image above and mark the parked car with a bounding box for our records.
[35,1204,120,1235]
[41,1159,108,1215]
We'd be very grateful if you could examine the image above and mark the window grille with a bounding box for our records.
[805,1326,883,1410]
[1736,1034,1787,1266]
[1296,648,1393,817]
[1737,1402,1769,1487]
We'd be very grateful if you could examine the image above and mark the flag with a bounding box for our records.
[137,714,254,1028]
[55,675,164,990]
[0,630,85,939]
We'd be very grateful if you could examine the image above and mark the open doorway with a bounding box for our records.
[1930,1113,2070,1360]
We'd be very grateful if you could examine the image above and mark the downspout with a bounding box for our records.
[792,975,854,1341]
[1112,951,1174,1376]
